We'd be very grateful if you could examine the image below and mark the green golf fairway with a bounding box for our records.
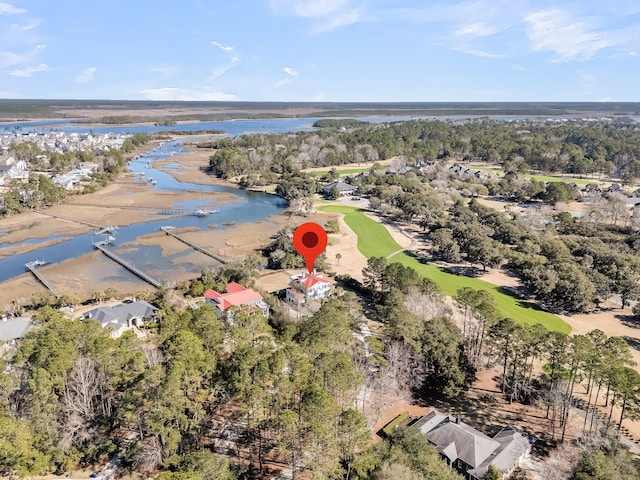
[319,205,570,333]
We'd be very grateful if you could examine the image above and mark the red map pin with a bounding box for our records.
[292,222,328,274]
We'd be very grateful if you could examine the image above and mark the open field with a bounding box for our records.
[319,205,571,333]
[471,164,603,186]
[3,100,639,121]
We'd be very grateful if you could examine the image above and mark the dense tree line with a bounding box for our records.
[200,118,640,182]
[424,199,640,313]
[2,285,437,479]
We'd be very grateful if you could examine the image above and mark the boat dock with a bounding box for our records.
[70,203,203,216]
[25,260,59,296]
[93,243,162,288]
[160,226,228,264]
[34,209,107,230]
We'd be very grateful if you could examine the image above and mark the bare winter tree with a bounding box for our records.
[59,356,110,451]
[403,286,451,322]
[536,441,581,480]
[142,345,165,367]
[133,435,164,472]
[377,341,423,395]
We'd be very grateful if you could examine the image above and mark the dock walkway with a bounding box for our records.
[93,243,162,288]
[34,209,104,229]
[70,203,195,216]
[25,260,59,296]
[160,227,228,264]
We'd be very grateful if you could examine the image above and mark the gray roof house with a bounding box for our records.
[321,181,358,196]
[0,317,33,343]
[413,410,534,480]
[84,300,156,338]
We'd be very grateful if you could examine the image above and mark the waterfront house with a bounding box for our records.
[286,270,335,303]
[84,300,156,338]
[0,317,33,346]
[412,410,534,480]
[204,282,269,321]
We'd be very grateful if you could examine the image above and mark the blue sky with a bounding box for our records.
[1,0,639,101]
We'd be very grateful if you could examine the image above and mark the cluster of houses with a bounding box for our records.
[0,130,129,155]
[51,162,100,190]
[203,270,335,322]
[0,130,132,193]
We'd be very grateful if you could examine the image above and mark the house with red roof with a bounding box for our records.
[204,282,269,321]
[286,270,335,303]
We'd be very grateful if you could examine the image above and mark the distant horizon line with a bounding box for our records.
[1,99,640,106]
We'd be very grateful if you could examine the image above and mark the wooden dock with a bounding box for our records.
[25,260,59,296]
[69,203,195,216]
[34,209,105,229]
[160,226,228,264]
[93,243,162,288]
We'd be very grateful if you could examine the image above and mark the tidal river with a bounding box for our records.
[0,117,327,285]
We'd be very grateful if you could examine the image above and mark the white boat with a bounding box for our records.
[193,209,208,217]
[209,209,220,214]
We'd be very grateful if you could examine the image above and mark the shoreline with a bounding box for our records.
[0,136,296,306]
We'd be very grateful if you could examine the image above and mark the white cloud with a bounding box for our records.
[9,62,49,77]
[454,22,499,37]
[525,9,619,61]
[311,8,361,33]
[209,65,232,79]
[208,41,239,80]
[75,66,96,83]
[271,0,362,33]
[274,77,291,89]
[272,66,300,89]
[0,43,43,68]
[271,0,350,18]
[211,41,233,52]
[0,2,26,15]
[452,46,502,58]
[147,65,179,76]
[139,87,237,101]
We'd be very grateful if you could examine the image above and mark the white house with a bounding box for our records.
[0,160,29,186]
[286,270,335,303]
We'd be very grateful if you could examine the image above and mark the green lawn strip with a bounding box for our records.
[469,165,598,186]
[381,412,410,437]
[311,167,373,177]
[524,174,595,186]
[319,205,571,333]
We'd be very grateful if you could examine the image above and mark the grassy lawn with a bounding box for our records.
[469,164,599,186]
[525,174,595,186]
[312,167,373,177]
[319,205,571,333]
